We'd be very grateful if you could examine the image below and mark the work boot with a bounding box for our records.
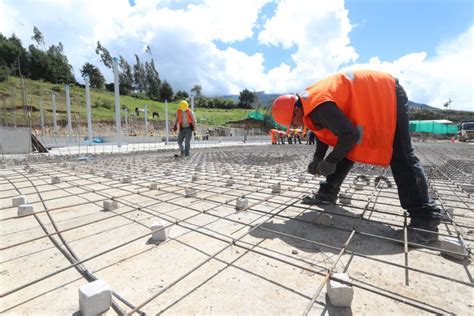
[301,192,337,205]
[394,217,441,246]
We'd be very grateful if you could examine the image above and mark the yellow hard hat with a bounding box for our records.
[178,100,189,110]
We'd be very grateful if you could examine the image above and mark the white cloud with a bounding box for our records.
[342,26,474,111]
[0,0,472,110]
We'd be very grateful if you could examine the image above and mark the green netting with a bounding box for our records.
[247,111,265,121]
[409,120,458,134]
[247,110,285,129]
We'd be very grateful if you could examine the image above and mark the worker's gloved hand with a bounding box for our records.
[173,125,177,132]
[307,158,322,175]
[316,159,336,176]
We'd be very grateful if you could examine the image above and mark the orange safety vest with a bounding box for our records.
[177,109,194,127]
[301,70,397,166]
[270,129,278,142]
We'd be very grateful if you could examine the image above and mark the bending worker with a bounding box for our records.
[272,69,441,245]
[173,100,197,157]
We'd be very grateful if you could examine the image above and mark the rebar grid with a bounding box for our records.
[1,143,473,315]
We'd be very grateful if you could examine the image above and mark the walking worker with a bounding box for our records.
[173,100,197,157]
[271,69,442,245]
[270,128,278,145]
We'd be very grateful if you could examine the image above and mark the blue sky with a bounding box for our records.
[1,0,473,110]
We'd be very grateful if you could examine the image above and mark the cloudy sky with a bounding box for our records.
[0,0,472,110]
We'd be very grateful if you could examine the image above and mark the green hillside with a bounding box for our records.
[0,77,252,128]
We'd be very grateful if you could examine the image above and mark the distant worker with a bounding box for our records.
[173,100,197,157]
[278,129,286,144]
[270,128,278,145]
[272,69,442,245]
[287,128,293,144]
[293,128,302,144]
[307,130,315,145]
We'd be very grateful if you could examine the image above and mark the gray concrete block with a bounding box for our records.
[51,177,61,184]
[103,200,118,211]
[12,195,27,207]
[236,197,249,211]
[151,221,168,241]
[122,176,132,183]
[271,183,281,194]
[18,204,34,216]
[327,273,354,307]
[79,279,112,316]
[105,171,113,179]
[185,188,197,198]
[440,237,468,260]
[191,174,198,182]
[150,183,158,190]
[226,178,234,187]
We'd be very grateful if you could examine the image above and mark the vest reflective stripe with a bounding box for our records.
[177,109,193,126]
[301,70,397,166]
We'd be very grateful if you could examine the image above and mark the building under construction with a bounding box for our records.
[0,140,473,315]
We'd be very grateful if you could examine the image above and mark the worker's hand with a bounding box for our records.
[173,125,177,132]
[316,159,336,176]
[307,158,322,175]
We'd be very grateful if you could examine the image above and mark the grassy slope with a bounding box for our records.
[0,77,251,127]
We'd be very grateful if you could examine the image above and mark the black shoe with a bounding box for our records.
[301,192,337,205]
[394,217,440,246]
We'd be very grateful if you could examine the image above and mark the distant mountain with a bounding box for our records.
[407,100,435,110]
[221,91,280,107]
[221,92,436,109]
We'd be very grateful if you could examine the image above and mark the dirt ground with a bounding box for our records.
[0,141,473,315]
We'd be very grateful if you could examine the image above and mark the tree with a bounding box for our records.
[45,42,74,83]
[158,80,173,102]
[118,56,133,95]
[0,34,29,75]
[191,84,202,97]
[95,41,113,68]
[133,54,146,92]
[31,26,45,49]
[238,88,255,108]
[144,59,161,100]
[80,62,105,89]
[174,90,189,101]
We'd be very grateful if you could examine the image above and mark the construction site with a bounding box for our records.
[0,138,473,315]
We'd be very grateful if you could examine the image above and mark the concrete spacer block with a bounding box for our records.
[79,279,112,316]
[191,174,198,182]
[327,273,354,307]
[354,183,364,190]
[236,197,249,211]
[185,188,197,198]
[150,183,158,190]
[226,178,234,187]
[18,204,34,216]
[51,176,61,184]
[271,182,281,194]
[151,221,168,242]
[298,175,305,183]
[0,164,7,169]
[105,171,113,179]
[164,170,171,176]
[103,200,118,211]
[255,172,261,178]
[275,167,281,173]
[89,168,95,175]
[142,167,147,173]
[339,193,352,205]
[12,195,27,207]
[28,168,36,174]
[195,166,202,172]
[122,176,132,183]
[440,237,468,260]
[315,213,333,226]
